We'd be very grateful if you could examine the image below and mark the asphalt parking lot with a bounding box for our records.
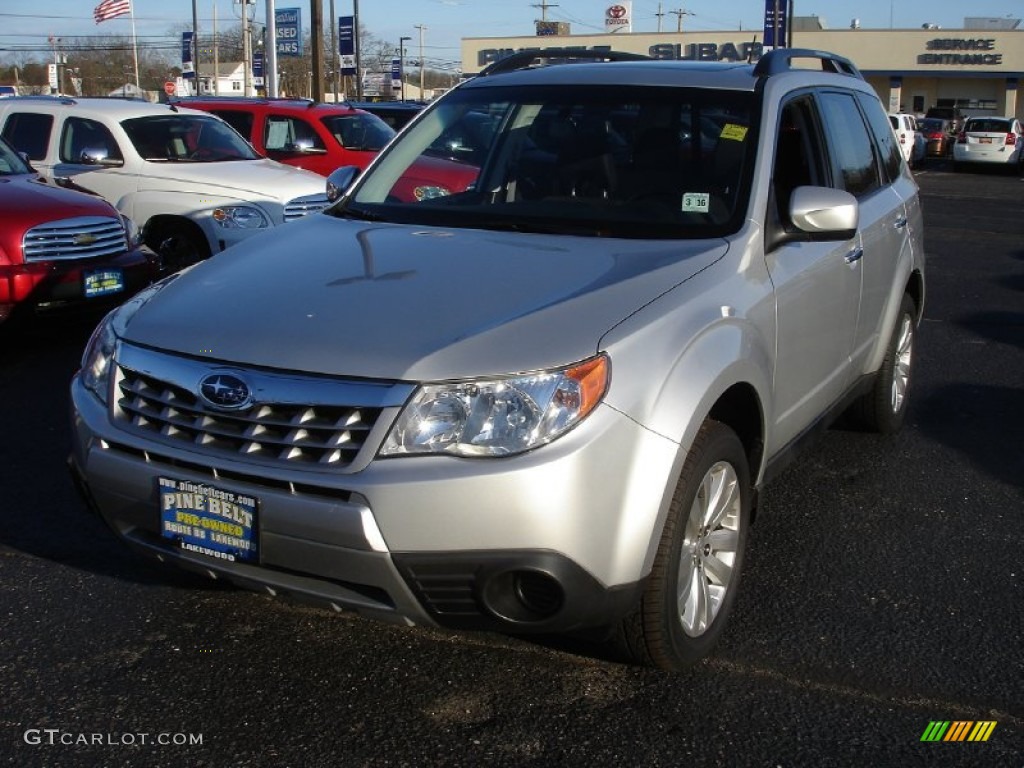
[0,160,1021,767]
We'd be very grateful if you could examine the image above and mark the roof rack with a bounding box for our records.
[479,48,650,77]
[753,48,864,80]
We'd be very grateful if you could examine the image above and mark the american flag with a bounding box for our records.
[94,0,131,24]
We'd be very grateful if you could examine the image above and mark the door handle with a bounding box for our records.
[844,248,864,264]
[893,216,908,229]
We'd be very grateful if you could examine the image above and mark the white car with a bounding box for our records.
[952,116,1024,173]
[889,112,924,168]
[0,97,330,271]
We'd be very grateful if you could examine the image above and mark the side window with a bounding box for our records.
[60,117,123,163]
[772,96,828,226]
[1,112,54,161]
[211,110,254,140]
[264,115,325,152]
[817,91,881,198]
[856,92,902,182]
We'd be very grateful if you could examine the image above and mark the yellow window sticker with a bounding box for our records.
[720,123,749,142]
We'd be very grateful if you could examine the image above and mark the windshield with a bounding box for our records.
[121,114,260,162]
[336,84,756,239]
[964,118,1010,133]
[0,136,32,175]
[322,112,395,151]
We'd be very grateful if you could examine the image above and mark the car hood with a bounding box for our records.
[123,216,727,381]
[0,174,115,226]
[137,158,324,201]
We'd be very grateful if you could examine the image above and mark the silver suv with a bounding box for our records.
[69,50,925,670]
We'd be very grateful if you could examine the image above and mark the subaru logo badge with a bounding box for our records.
[198,372,252,411]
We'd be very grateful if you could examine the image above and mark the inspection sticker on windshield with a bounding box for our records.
[720,123,749,142]
[159,477,258,563]
[682,192,710,213]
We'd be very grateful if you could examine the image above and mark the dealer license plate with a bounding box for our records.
[83,268,124,298]
[159,477,258,563]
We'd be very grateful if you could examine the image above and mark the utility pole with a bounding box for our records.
[265,0,278,97]
[242,1,251,96]
[329,0,337,100]
[399,36,411,102]
[531,1,558,22]
[656,2,664,33]
[192,0,199,95]
[670,8,693,33]
[310,0,324,101]
[414,23,426,101]
[353,0,361,99]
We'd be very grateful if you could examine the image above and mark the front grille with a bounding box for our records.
[116,368,381,467]
[284,194,330,222]
[23,215,127,262]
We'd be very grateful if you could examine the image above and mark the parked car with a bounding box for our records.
[952,116,1024,173]
[177,96,477,201]
[0,85,18,98]
[0,96,329,272]
[0,135,157,324]
[889,112,925,167]
[69,48,924,671]
[917,117,956,157]
[346,101,425,131]
[925,105,965,132]
[171,96,396,176]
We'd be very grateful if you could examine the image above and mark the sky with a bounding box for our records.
[1,0,1022,69]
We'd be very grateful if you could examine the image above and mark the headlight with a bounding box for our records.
[80,313,118,404]
[211,205,269,229]
[120,214,142,248]
[79,274,178,404]
[381,355,609,458]
[413,185,451,201]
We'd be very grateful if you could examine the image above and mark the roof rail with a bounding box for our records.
[753,48,864,80]
[479,48,650,77]
[2,94,77,105]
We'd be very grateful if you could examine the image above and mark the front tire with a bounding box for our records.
[613,420,751,670]
[849,293,917,434]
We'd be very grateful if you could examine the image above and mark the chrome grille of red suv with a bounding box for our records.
[22,215,126,262]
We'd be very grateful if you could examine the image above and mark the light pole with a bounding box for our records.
[399,36,411,102]
[414,24,426,100]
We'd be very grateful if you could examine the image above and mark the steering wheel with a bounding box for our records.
[187,147,217,161]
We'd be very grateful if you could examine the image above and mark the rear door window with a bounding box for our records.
[1,112,54,161]
[817,91,882,198]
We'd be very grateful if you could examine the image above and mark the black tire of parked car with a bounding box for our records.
[148,222,210,273]
[849,293,917,434]
[612,419,752,671]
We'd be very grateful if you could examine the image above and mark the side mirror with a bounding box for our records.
[79,147,123,167]
[789,186,858,239]
[326,165,360,202]
[284,138,327,155]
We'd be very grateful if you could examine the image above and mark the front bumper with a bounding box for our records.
[1,245,159,322]
[69,373,678,634]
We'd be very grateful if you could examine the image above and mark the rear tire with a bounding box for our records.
[612,420,751,670]
[849,293,917,434]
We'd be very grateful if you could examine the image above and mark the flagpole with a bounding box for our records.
[130,0,140,89]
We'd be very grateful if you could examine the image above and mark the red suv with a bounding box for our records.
[171,97,396,177]
[0,136,157,324]
[175,96,479,201]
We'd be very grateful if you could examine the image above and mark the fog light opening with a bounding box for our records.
[482,569,564,624]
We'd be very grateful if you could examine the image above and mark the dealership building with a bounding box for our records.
[460,16,1024,119]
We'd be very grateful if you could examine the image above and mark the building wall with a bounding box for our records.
[462,28,1023,118]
